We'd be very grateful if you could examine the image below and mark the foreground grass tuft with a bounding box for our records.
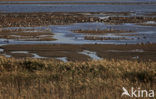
[0,56,155,99]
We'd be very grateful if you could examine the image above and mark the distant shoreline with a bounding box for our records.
[0,0,155,5]
[0,0,151,1]
[0,0,112,1]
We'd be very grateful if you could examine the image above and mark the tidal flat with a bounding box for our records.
[1,44,156,61]
[0,0,156,98]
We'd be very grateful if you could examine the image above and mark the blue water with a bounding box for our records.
[0,0,156,4]
[0,1,156,45]
[1,22,156,45]
[0,1,156,13]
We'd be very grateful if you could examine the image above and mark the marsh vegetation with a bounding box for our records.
[0,56,155,98]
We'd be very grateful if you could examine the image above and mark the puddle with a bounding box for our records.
[145,21,156,24]
[99,16,109,20]
[11,51,29,54]
[32,53,46,58]
[10,51,46,58]
[0,48,4,52]
[132,56,139,59]
[79,50,101,60]
[56,57,68,62]
[0,44,6,47]
[2,54,11,58]
[130,49,144,52]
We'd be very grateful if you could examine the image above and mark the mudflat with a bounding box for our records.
[1,44,156,61]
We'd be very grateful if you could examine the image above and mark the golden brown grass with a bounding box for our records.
[0,12,156,28]
[0,13,98,27]
[0,56,155,99]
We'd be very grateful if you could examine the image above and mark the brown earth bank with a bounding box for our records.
[0,12,99,27]
[84,36,131,40]
[73,29,134,34]
[0,12,156,27]
[0,28,56,41]
[1,44,156,61]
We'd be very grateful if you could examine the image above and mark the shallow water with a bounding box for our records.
[0,1,156,45]
[0,48,4,52]
[0,4,155,14]
[0,1,156,13]
[32,53,46,58]
[2,54,11,58]
[0,22,156,45]
[79,50,102,60]
[11,51,29,54]
[1,0,156,3]
[56,57,68,62]
[5,51,47,58]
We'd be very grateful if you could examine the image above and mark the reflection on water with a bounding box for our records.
[0,48,4,52]
[2,54,11,58]
[1,0,156,3]
[79,50,102,60]
[0,1,156,45]
[0,1,156,13]
[56,57,68,62]
[3,51,47,59]
[32,53,46,58]
[0,22,156,45]
[144,21,156,24]
[11,51,29,54]
[132,56,139,59]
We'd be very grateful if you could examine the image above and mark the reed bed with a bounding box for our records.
[0,56,155,98]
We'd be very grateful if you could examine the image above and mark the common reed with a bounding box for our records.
[0,56,155,98]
